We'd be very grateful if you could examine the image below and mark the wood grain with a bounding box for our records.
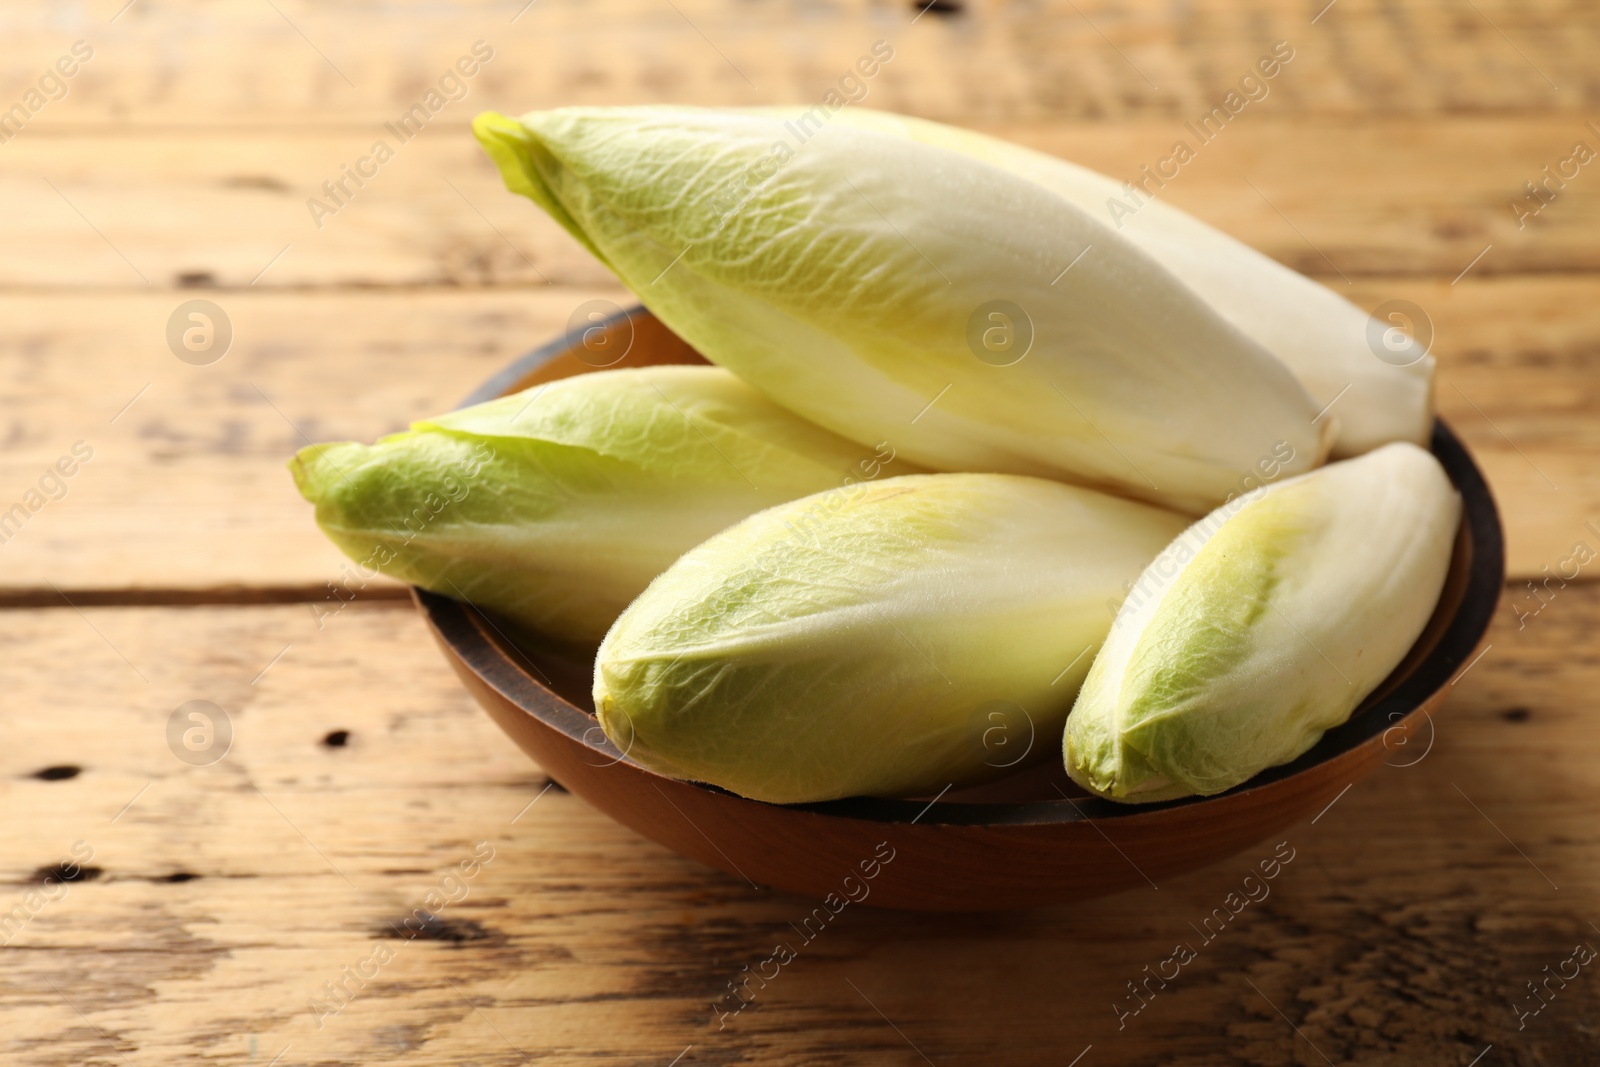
[0,593,1592,1065]
[7,0,1599,1060]
[5,118,1599,290]
[2,0,1588,128]
[0,287,623,599]
[0,279,1592,596]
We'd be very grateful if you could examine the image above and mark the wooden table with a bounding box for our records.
[3,1,1596,1063]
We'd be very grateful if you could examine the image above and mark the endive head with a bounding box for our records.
[1064,442,1461,803]
[803,106,1436,458]
[593,472,1189,804]
[291,365,890,644]
[474,106,1332,514]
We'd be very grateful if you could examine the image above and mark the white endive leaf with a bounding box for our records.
[593,473,1189,804]
[475,106,1332,514]
[291,366,895,644]
[1065,443,1461,803]
[816,108,1434,457]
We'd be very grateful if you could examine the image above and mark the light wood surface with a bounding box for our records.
[2,595,1593,1065]
[4,0,1598,1062]
[7,119,1600,289]
[2,279,1596,593]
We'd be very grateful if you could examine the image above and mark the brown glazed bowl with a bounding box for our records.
[415,306,1505,911]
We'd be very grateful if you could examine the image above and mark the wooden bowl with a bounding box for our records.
[416,306,1505,911]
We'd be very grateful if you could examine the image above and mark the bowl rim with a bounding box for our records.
[417,304,1506,827]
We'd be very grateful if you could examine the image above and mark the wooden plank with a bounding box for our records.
[0,278,1592,598]
[1373,274,1600,582]
[0,286,624,599]
[1,0,1587,129]
[0,592,1594,1063]
[7,117,1599,290]
[6,0,1591,1060]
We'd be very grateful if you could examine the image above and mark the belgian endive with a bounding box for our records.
[816,107,1434,457]
[475,107,1332,514]
[290,366,897,644]
[1064,443,1460,804]
[593,473,1190,803]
